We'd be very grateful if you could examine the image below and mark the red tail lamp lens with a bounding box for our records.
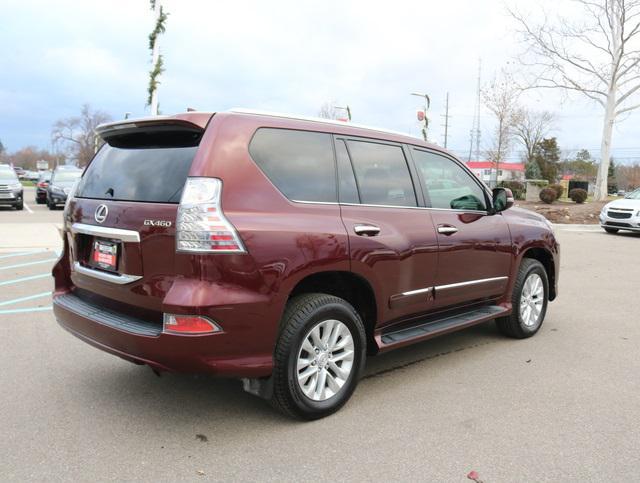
[163,314,221,334]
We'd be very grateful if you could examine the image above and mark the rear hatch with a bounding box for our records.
[64,114,212,321]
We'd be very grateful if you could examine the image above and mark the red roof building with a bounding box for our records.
[465,161,525,182]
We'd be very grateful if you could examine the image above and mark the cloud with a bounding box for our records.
[1,0,640,161]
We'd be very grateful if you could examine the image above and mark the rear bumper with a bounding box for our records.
[53,291,273,378]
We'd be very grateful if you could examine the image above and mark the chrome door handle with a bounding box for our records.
[437,225,458,235]
[354,224,381,236]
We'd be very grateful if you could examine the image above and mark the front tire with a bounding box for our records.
[604,227,619,234]
[496,259,549,339]
[15,200,23,210]
[270,293,366,420]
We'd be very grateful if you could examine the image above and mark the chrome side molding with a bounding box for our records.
[435,276,508,291]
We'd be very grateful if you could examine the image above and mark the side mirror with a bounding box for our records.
[491,187,514,213]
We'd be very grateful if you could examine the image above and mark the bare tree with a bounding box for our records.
[51,104,111,166]
[511,0,640,200]
[482,70,521,187]
[318,101,340,120]
[512,109,555,163]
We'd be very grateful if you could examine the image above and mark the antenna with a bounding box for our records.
[468,59,482,161]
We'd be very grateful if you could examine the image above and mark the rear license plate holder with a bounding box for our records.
[89,238,119,272]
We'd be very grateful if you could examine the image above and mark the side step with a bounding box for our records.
[377,305,509,352]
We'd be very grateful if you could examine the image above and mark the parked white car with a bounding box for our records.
[600,188,640,233]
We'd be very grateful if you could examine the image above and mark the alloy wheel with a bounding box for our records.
[520,273,544,328]
[296,319,355,402]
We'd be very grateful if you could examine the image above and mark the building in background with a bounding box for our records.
[466,161,525,183]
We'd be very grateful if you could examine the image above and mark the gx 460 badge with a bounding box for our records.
[144,219,172,227]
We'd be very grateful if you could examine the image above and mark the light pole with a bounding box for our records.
[411,92,430,141]
[334,105,352,121]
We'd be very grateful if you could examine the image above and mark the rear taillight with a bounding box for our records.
[163,314,222,334]
[37,182,47,188]
[176,178,246,253]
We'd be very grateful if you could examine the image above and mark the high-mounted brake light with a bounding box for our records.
[163,314,222,334]
[176,178,246,253]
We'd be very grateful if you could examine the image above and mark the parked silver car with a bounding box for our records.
[600,188,640,233]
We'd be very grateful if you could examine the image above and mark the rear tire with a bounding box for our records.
[496,259,548,339]
[604,227,619,234]
[36,198,44,205]
[47,199,56,210]
[270,293,366,420]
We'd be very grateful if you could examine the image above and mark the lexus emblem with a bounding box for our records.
[94,204,108,224]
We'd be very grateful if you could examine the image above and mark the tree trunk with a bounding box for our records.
[595,89,616,200]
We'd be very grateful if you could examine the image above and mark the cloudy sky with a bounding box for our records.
[2,0,640,163]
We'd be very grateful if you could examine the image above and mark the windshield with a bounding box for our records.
[625,188,640,200]
[0,166,18,180]
[53,170,82,183]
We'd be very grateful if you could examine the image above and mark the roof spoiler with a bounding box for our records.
[96,113,214,147]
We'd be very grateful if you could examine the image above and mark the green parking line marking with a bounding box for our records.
[0,273,50,287]
[0,249,49,260]
[0,306,52,315]
[0,291,52,307]
[0,258,58,271]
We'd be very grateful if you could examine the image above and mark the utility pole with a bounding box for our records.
[441,92,451,148]
[468,59,482,161]
[411,92,430,141]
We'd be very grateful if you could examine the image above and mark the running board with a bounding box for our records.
[377,305,509,352]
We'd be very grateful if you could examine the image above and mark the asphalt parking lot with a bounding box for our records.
[1,189,639,482]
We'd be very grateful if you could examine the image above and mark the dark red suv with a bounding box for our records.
[52,110,559,419]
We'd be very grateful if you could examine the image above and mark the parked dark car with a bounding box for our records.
[35,170,52,204]
[52,110,560,419]
[0,164,24,210]
[47,166,82,209]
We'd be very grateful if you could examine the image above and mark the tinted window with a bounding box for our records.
[75,145,197,203]
[346,141,416,207]
[52,170,82,183]
[335,140,359,203]
[412,149,487,211]
[249,128,336,202]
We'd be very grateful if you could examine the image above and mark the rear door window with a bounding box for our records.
[75,145,198,203]
[249,128,336,203]
[346,140,417,207]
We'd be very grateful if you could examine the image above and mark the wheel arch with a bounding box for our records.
[521,247,556,300]
[287,271,378,354]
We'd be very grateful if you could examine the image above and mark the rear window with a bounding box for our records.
[249,128,336,202]
[75,144,197,203]
[346,140,417,207]
[53,170,82,182]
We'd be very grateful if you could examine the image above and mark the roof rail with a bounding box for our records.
[229,108,420,140]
